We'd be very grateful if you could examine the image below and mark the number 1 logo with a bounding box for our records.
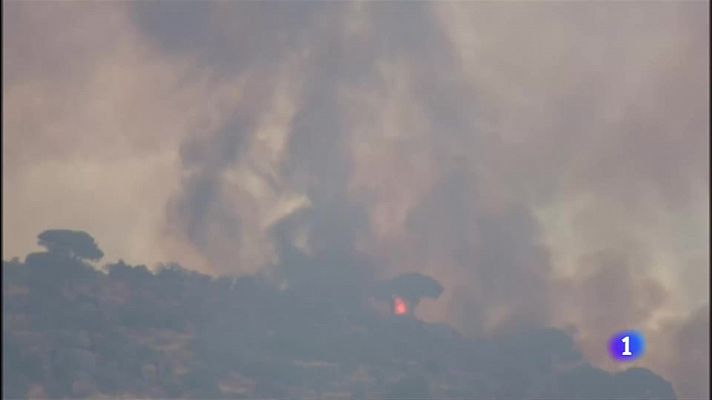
[621,336,632,356]
[609,331,645,362]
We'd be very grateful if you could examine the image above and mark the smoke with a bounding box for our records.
[3,1,708,397]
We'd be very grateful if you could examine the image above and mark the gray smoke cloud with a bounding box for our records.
[4,1,708,397]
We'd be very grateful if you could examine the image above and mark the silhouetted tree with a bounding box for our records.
[37,229,104,261]
[375,272,444,310]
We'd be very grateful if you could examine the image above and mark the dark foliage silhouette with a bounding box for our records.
[2,230,676,399]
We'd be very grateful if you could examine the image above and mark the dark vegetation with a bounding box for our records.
[2,230,676,399]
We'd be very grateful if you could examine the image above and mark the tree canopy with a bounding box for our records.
[375,272,444,306]
[37,229,104,261]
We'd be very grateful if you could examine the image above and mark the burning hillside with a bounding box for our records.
[2,230,678,399]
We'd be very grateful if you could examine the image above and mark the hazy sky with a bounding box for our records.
[3,1,708,397]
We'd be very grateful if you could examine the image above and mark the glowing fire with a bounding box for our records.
[393,296,409,316]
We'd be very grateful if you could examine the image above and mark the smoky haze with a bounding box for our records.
[3,1,709,399]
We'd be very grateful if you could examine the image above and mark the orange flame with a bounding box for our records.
[393,296,408,316]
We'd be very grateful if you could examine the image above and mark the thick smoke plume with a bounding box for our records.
[3,2,708,398]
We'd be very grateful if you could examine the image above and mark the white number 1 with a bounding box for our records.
[621,336,632,356]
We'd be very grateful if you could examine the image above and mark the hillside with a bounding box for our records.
[3,231,676,399]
